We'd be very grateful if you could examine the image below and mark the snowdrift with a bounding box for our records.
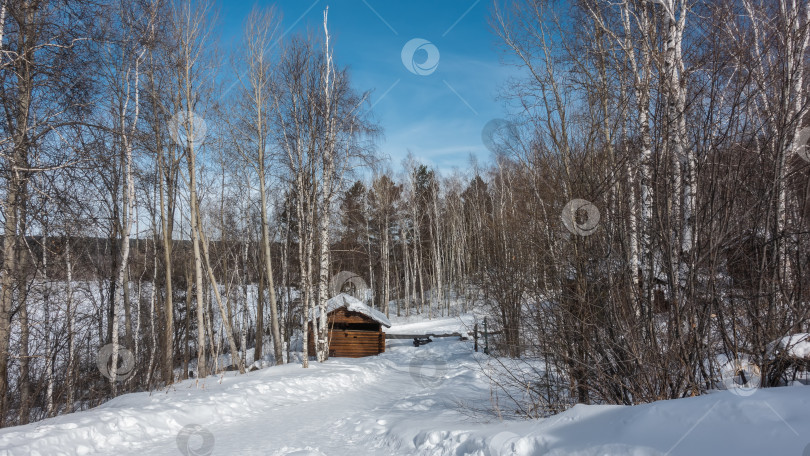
[0,316,807,455]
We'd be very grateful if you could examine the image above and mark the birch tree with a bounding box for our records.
[171,0,215,378]
[0,0,97,423]
[139,0,180,386]
[235,6,284,365]
[314,8,336,362]
[107,0,148,396]
[369,174,401,317]
[741,0,810,303]
[654,0,693,309]
[272,35,318,367]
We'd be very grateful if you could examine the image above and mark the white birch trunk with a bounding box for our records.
[315,8,334,363]
[0,0,6,48]
[243,7,284,365]
[620,0,653,305]
[382,210,390,317]
[776,0,809,293]
[43,232,53,417]
[132,211,141,383]
[401,215,411,317]
[65,240,75,412]
[111,49,143,394]
[146,249,157,387]
[431,186,444,316]
[657,0,689,305]
[241,240,249,367]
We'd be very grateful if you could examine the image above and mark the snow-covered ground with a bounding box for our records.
[1,316,809,455]
[386,312,475,335]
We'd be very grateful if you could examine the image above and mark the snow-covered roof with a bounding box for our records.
[769,333,810,358]
[311,293,392,328]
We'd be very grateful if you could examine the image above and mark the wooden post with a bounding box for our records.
[484,317,489,355]
[474,323,478,352]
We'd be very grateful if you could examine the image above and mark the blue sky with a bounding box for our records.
[215,0,517,173]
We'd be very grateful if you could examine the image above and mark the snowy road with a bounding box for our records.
[126,338,479,456]
[0,315,491,456]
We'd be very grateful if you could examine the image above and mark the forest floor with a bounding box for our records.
[1,315,809,455]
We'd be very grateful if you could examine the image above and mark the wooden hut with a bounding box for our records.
[308,293,392,357]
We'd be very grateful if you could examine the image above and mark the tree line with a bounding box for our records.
[0,0,809,429]
[0,0,379,426]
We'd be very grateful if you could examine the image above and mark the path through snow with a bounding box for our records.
[1,316,809,455]
[125,338,479,455]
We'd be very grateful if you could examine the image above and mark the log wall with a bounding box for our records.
[307,308,386,357]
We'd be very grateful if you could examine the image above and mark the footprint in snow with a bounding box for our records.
[274,447,327,456]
